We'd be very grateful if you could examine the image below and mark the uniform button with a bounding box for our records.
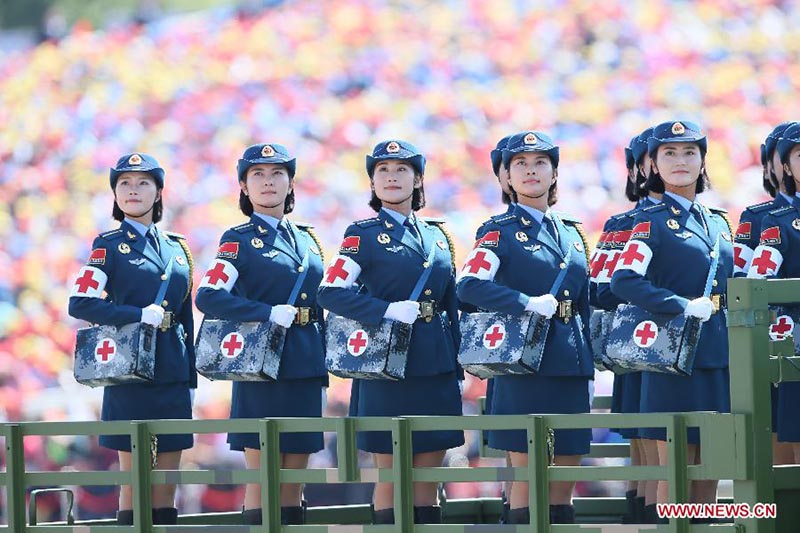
[559,262,566,269]
[300,293,308,300]
[161,300,168,307]
[423,261,430,268]
[160,273,167,281]
[712,279,718,287]
[710,251,716,258]
[298,266,305,273]
[424,289,432,296]
[563,290,570,297]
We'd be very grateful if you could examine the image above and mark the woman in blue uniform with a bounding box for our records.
[457,131,593,525]
[69,153,195,526]
[317,139,463,525]
[747,122,800,465]
[611,121,734,520]
[195,143,327,526]
[592,127,662,523]
[736,123,796,465]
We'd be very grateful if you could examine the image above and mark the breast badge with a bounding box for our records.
[377,233,391,244]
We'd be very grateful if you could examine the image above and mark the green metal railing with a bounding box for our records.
[0,277,798,531]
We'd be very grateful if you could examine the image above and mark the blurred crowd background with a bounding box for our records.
[1,0,798,522]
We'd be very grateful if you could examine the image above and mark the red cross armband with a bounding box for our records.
[199,259,239,291]
[613,239,653,277]
[70,265,108,298]
[732,242,754,276]
[458,247,501,282]
[320,254,361,288]
[747,244,782,278]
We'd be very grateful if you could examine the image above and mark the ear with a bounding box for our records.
[239,180,249,196]
[651,159,660,175]
[155,189,163,203]
[784,163,793,177]
[414,175,423,189]
[552,168,558,182]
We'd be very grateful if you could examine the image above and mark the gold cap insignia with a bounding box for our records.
[671,122,686,135]
[377,233,391,244]
[523,132,538,145]
[793,219,800,231]
[667,219,680,230]
[515,231,528,242]
[251,237,264,249]
[118,243,131,254]
[386,141,401,154]
[128,153,142,166]
[261,145,275,157]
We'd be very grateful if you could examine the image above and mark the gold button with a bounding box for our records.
[710,251,716,258]
[161,274,167,281]
[162,300,168,307]
[560,262,566,269]
[298,266,305,273]
[563,290,570,297]
[300,293,308,300]
[423,261,430,268]
[712,279,718,287]
[424,289,432,296]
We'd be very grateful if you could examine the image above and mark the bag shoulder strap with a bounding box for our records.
[702,236,721,298]
[153,257,174,306]
[548,245,572,297]
[409,243,437,301]
[287,248,311,305]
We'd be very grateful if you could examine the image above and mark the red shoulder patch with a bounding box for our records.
[475,230,500,248]
[735,221,752,240]
[760,226,781,246]
[631,222,651,240]
[613,230,632,248]
[339,235,361,254]
[217,242,240,259]
[88,248,106,265]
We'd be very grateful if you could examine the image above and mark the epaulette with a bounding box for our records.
[232,222,254,234]
[294,221,314,229]
[705,205,728,214]
[425,219,457,271]
[99,228,124,241]
[642,203,668,213]
[553,211,582,225]
[494,214,517,226]
[706,207,733,235]
[163,230,186,241]
[421,216,446,224]
[745,200,776,214]
[354,217,381,228]
[770,206,795,218]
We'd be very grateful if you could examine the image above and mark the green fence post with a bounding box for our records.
[727,277,775,533]
[666,415,689,533]
[391,418,414,533]
[259,419,282,532]
[336,417,360,482]
[5,424,26,532]
[526,416,549,533]
[130,421,153,532]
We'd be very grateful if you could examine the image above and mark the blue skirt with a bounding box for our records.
[352,372,464,454]
[483,378,496,445]
[639,368,730,444]
[100,382,193,452]
[228,377,325,453]
[488,374,592,456]
[611,372,642,440]
[777,381,800,442]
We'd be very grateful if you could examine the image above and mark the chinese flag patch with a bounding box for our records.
[340,236,361,254]
[613,230,632,248]
[475,230,500,248]
[88,248,106,265]
[760,226,781,246]
[217,242,240,259]
[736,221,752,240]
[631,222,651,240]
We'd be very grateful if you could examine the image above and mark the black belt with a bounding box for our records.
[293,307,318,326]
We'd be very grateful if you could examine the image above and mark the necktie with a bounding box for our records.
[691,204,708,235]
[404,217,421,245]
[146,228,160,255]
[543,216,559,245]
[278,220,296,252]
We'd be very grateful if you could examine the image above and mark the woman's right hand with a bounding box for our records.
[525,294,558,318]
[141,304,165,327]
[384,300,421,324]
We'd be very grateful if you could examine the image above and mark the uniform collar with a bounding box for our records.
[381,207,412,226]
[515,203,546,225]
[664,191,694,212]
[123,218,153,238]
[252,211,282,231]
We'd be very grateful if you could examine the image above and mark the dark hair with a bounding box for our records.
[508,180,558,207]
[763,166,778,197]
[112,195,163,222]
[238,188,295,216]
[624,171,638,202]
[645,153,710,194]
[368,176,426,212]
[501,191,512,205]
[782,169,798,196]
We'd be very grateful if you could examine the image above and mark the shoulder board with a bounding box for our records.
[232,222,254,234]
[98,228,124,241]
[354,217,381,228]
[642,203,667,213]
[420,216,445,225]
[770,206,795,218]
[553,211,582,225]
[293,221,314,229]
[705,205,728,214]
[163,230,186,241]
[745,200,776,214]
[493,214,517,226]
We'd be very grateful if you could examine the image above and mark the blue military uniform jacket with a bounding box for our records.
[733,194,791,277]
[69,220,197,387]
[610,194,734,369]
[746,198,800,280]
[456,205,594,377]
[195,215,327,380]
[317,210,461,377]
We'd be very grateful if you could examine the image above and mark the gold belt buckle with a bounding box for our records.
[419,301,435,322]
[159,311,173,332]
[558,300,573,322]
[711,294,721,313]
[296,307,311,326]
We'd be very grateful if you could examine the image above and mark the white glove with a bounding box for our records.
[141,304,165,327]
[684,297,715,322]
[384,301,421,324]
[269,304,298,328]
[525,294,558,318]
